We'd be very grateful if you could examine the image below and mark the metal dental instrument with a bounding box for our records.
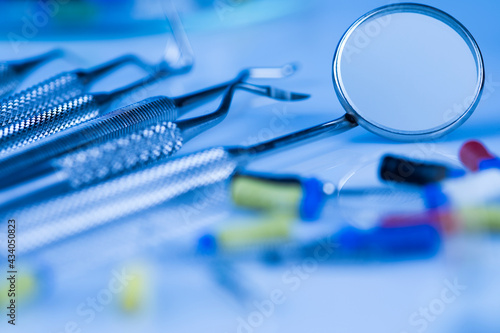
[0,1,193,133]
[0,54,147,127]
[0,49,63,99]
[0,64,296,185]
[0,69,170,155]
[0,82,308,207]
[3,4,485,253]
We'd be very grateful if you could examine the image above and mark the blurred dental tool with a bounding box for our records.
[4,223,440,309]
[230,171,428,221]
[197,214,295,254]
[0,64,296,187]
[300,224,441,260]
[197,222,442,261]
[0,82,308,207]
[0,49,63,99]
[230,172,330,221]
[457,206,500,232]
[382,209,449,230]
[119,264,150,313]
[0,1,193,135]
[459,140,500,172]
[231,166,500,226]
[378,150,500,208]
[379,154,465,185]
[382,141,500,232]
[424,169,500,208]
[381,205,500,233]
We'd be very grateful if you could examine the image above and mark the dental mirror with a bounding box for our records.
[333,2,483,140]
[234,3,484,158]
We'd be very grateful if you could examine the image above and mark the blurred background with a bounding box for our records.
[1,0,500,332]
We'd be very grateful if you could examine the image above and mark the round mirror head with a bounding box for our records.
[333,3,484,141]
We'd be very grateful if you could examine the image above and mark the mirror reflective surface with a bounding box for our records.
[334,5,483,139]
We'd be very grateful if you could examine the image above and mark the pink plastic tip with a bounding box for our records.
[382,210,456,233]
[459,140,495,172]
[382,211,439,228]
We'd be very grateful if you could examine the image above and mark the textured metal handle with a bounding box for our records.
[12,147,239,253]
[0,94,100,155]
[54,121,184,188]
[0,96,178,180]
[0,72,85,127]
[0,64,19,99]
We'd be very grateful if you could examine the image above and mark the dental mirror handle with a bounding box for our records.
[40,115,356,207]
[232,114,358,158]
[67,115,358,204]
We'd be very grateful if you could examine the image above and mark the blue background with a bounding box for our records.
[1,0,500,332]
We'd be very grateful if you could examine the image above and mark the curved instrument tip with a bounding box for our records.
[290,92,310,101]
